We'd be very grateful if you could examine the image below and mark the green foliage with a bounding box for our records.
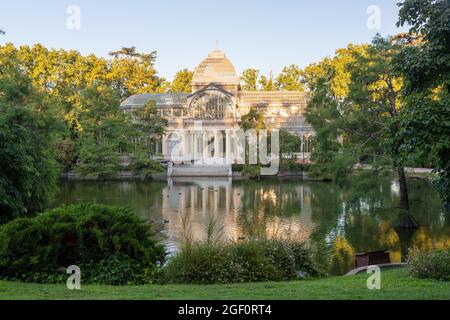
[75,86,127,178]
[240,68,260,91]
[232,164,262,178]
[396,0,450,94]
[160,239,321,284]
[302,44,368,99]
[394,0,450,205]
[76,143,121,179]
[108,46,169,98]
[130,100,167,157]
[170,68,193,93]
[407,247,450,281]
[84,255,150,285]
[54,137,77,172]
[280,161,310,172]
[0,43,167,131]
[275,65,304,91]
[280,129,301,161]
[161,243,239,284]
[0,67,59,223]
[390,91,450,203]
[239,107,265,132]
[241,164,262,178]
[130,157,165,177]
[305,79,342,165]
[304,36,415,191]
[259,72,277,91]
[325,152,356,184]
[0,203,165,283]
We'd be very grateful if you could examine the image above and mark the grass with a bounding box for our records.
[0,269,448,300]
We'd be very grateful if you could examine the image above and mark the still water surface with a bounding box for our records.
[54,177,449,275]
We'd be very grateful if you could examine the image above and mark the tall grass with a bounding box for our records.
[161,214,322,284]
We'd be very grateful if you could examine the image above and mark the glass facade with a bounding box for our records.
[191,90,234,119]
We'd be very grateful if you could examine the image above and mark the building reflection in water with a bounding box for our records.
[161,178,315,252]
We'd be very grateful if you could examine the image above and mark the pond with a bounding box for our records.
[53,176,450,275]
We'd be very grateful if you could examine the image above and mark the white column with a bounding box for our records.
[192,130,197,163]
[225,130,233,164]
[186,131,192,162]
[180,130,185,162]
[202,132,208,163]
[162,134,168,160]
[214,130,220,164]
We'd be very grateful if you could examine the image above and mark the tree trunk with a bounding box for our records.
[398,166,409,211]
[396,166,419,229]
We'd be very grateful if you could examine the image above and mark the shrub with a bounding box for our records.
[130,157,165,177]
[242,165,262,178]
[232,164,244,172]
[0,203,165,284]
[160,239,321,284]
[280,161,311,172]
[407,247,450,281]
[160,244,240,284]
[232,164,261,178]
[231,240,294,282]
[84,255,148,285]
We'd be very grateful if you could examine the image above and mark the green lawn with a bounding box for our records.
[0,269,448,300]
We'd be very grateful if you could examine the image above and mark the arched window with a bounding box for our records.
[190,90,234,119]
[301,135,314,153]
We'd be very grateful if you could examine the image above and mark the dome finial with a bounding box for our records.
[215,40,220,51]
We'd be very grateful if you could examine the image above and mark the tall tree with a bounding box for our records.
[304,44,369,168]
[279,129,301,164]
[393,0,450,206]
[108,46,168,98]
[238,107,266,132]
[240,68,260,91]
[276,65,304,91]
[305,37,420,224]
[0,65,59,222]
[170,69,193,93]
[0,43,169,132]
[259,72,277,91]
[131,100,168,157]
[347,36,411,212]
[75,85,128,179]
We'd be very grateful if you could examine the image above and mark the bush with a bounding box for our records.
[231,240,294,282]
[0,203,165,284]
[130,157,165,177]
[160,239,321,284]
[160,244,240,284]
[232,164,261,178]
[407,247,450,281]
[232,164,244,172]
[84,255,151,285]
[280,161,311,172]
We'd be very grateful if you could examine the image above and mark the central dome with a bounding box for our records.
[192,50,239,86]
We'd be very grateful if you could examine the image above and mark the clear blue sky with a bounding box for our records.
[0,0,407,80]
